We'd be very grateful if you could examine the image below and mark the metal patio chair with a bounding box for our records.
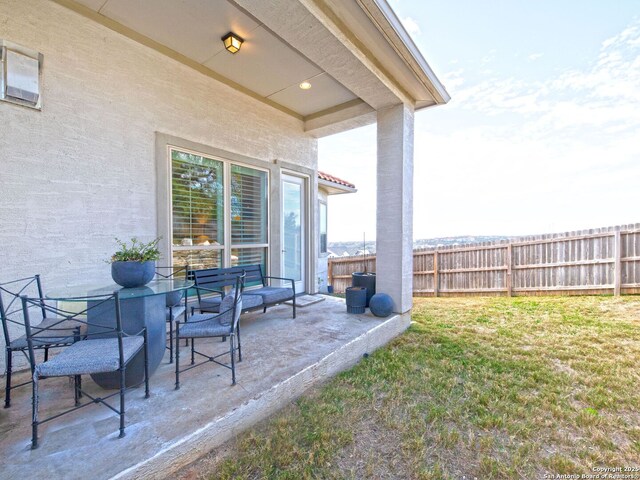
[155,264,189,363]
[21,291,150,449]
[0,275,84,408]
[175,273,245,388]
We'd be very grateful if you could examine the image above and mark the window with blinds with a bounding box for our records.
[231,165,268,245]
[231,165,268,275]
[171,150,224,269]
[170,149,269,273]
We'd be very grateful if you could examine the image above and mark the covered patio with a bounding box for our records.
[0,297,408,479]
[1,0,447,476]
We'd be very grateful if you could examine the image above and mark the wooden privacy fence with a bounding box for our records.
[328,223,640,297]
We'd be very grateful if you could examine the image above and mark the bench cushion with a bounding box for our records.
[243,294,263,309]
[166,305,186,321]
[244,286,294,304]
[193,296,222,313]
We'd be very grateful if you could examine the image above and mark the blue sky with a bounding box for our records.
[319,1,640,241]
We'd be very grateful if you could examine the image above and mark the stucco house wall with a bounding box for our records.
[0,0,316,283]
[0,0,316,372]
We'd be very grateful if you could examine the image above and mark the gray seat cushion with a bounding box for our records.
[226,289,263,310]
[35,336,144,378]
[9,317,86,350]
[180,295,242,338]
[241,294,263,309]
[166,305,186,321]
[179,316,232,338]
[193,296,222,313]
[243,286,294,304]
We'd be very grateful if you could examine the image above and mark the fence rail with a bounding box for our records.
[328,223,640,297]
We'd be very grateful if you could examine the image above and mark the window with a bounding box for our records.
[171,150,224,269]
[231,164,268,274]
[170,148,268,273]
[319,201,327,254]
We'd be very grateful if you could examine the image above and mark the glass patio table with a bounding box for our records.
[47,279,193,389]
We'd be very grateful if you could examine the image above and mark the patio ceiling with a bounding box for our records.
[57,0,449,136]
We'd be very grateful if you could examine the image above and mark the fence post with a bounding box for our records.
[433,251,439,297]
[328,259,333,289]
[506,243,513,297]
[614,231,622,296]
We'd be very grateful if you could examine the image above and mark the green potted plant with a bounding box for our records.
[109,237,161,288]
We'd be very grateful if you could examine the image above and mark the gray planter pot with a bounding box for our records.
[111,260,156,288]
[352,272,376,307]
[345,286,367,314]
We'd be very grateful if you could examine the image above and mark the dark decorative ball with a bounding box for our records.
[369,293,394,317]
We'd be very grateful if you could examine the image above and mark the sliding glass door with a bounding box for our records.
[282,174,305,293]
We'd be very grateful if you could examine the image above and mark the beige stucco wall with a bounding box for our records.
[0,0,316,283]
[0,0,317,371]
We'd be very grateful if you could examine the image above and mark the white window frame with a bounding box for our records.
[227,161,270,271]
[319,200,328,255]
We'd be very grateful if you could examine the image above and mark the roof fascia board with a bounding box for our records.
[356,0,450,105]
[318,179,357,194]
[303,0,414,106]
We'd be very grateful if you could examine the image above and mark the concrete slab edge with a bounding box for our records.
[111,312,411,480]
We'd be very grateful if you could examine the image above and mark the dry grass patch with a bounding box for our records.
[178,296,640,479]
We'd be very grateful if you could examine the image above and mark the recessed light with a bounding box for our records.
[299,81,312,90]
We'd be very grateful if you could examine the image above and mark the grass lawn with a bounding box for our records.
[179,296,640,479]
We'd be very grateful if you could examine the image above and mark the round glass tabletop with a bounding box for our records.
[46,279,194,301]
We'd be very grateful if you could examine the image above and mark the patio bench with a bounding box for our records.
[190,265,296,318]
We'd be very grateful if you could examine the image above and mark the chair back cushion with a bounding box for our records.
[218,292,242,326]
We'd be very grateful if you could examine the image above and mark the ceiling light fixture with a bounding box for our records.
[299,81,312,90]
[221,32,243,54]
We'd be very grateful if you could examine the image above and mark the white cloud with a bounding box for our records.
[528,52,543,61]
[401,16,421,37]
[480,49,497,64]
[450,19,640,135]
[409,18,640,238]
[441,69,465,89]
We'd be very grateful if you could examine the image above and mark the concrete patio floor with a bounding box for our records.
[0,296,409,479]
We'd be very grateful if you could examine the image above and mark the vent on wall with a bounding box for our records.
[1,40,43,110]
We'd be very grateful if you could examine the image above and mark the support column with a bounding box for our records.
[376,104,415,313]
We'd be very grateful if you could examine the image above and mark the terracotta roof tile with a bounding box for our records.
[318,171,356,189]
